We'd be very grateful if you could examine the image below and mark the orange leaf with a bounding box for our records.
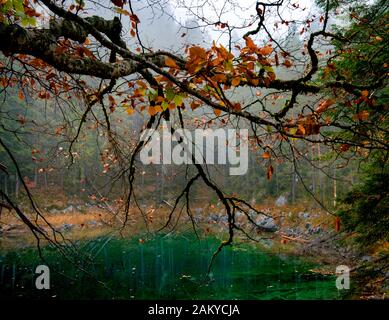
[297,124,306,135]
[262,151,271,159]
[283,59,292,68]
[165,57,179,68]
[244,36,257,51]
[214,108,222,117]
[357,110,369,121]
[148,106,157,116]
[18,90,25,100]
[258,45,273,56]
[361,90,369,97]
[231,77,241,87]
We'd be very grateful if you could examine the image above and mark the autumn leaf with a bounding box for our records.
[148,105,162,116]
[257,45,273,56]
[173,94,183,107]
[316,99,335,113]
[148,106,157,116]
[55,127,63,135]
[274,53,279,66]
[262,151,271,159]
[130,14,140,24]
[356,110,369,121]
[297,124,306,135]
[111,0,124,8]
[113,7,130,15]
[18,90,25,100]
[334,217,341,232]
[361,90,369,98]
[214,108,222,117]
[282,59,292,68]
[340,144,350,152]
[267,165,274,180]
[190,100,201,110]
[231,77,241,87]
[244,36,257,51]
[126,107,135,115]
[165,57,179,68]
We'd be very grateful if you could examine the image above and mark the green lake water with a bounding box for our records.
[0,233,342,299]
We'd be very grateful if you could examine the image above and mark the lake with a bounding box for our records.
[0,233,342,299]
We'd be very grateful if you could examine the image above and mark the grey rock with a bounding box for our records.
[194,208,203,215]
[235,211,244,218]
[361,255,373,262]
[60,223,74,232]
[256,216,278,231]
[275,195,287,207]
[62,205,74,213]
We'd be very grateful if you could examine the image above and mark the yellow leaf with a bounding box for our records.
[126,107,135,116]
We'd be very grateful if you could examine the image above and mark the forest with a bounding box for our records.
[0,0,388,301]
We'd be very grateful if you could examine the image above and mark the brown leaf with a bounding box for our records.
[316,99,335,113]
[334,217,341,232]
